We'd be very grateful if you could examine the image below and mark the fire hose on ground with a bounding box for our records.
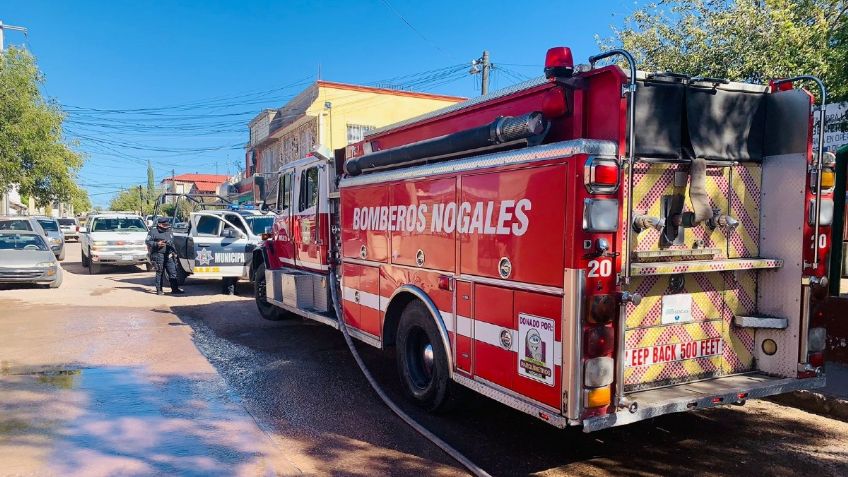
[328,270,492,477]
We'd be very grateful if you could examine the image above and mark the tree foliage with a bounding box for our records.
[0,47,84,206]
[599,0,848,101]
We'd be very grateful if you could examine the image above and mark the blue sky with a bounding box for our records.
[2,1,635,207]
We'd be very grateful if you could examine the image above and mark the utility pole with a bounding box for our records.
[138,185,144,216]
[481,50,490,96]
[470,50,491,96]
[0,21,28,51]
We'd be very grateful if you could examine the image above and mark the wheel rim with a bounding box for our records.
[406,326,434,389]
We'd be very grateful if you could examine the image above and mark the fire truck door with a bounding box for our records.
[272,171,296,267]
[293,165,327,272]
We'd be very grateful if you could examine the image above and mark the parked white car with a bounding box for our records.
[80,213,151,274]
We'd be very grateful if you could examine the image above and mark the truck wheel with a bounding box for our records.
[89,261,100,275]
[254,263,286,321]
[81,250,89,268]
[396,301,454,412]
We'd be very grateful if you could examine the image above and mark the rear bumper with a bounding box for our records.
[582,373,826,432]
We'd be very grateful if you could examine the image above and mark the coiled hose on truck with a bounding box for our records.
[328,270,491,477]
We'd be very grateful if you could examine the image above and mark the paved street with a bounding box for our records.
[2,242,848,476]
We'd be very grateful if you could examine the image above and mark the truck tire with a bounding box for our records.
[89,260,100,275]
[396,301,455,412]
[81,250,89,268]
[254,263,287,321]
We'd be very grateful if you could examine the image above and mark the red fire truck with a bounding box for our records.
[251,47,833,432]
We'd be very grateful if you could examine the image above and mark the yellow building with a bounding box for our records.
[240,82,464,202]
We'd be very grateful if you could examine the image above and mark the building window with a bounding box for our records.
[346,124,375,144]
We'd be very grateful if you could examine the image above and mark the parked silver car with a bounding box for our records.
[34,217,66,261]
[0,231,63,288]
[0,216,46,237]
[58,217,80,242]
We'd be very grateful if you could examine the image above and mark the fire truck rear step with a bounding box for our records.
[582,373,825,432]
[628,258,783,276]
[733,315,789,329]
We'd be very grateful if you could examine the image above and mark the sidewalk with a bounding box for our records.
[771,362,848,422]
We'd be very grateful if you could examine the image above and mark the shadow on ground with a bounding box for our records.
[0,362,277,476]
[167,300,848,476]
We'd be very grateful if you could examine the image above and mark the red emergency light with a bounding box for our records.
[544,47,574,79]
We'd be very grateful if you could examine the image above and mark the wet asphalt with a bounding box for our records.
[1,242,848,476]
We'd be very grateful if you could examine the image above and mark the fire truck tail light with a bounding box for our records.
[583,199,619,232]
[544,47,574,79]
[809,351,825,368]
[584,385,611,408]
[819,169,835,189]
[809,327,826,353]
[584,157,620,194]
[588,294,616,323]
[584,357,614,387]
[808,199,834,226]
[584,325,614,358]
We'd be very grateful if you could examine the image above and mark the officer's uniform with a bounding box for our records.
[145,220,182,294]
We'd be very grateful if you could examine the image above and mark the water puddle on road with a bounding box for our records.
[0,363,269,475]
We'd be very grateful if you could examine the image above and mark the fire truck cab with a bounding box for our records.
[253,46,832,432]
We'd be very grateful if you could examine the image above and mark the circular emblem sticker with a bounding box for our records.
[416,249,426,267]
[499,329,513,350]
[498,257,512,279]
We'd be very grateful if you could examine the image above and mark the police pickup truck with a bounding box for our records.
[171,208,275,293]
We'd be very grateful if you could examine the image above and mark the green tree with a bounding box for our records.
[109,186,143,213]
[599,0,848,101]
[0,47,84,206]
[70,185,91,214]
[146,160,155,205]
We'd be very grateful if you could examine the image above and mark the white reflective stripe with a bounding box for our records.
[456,315,472,337]
[278,257,295,265]
[440,311,454,333]
[343,286,563,364]
[358,289,380,311]
[475,320,518,352]
[341,286,381,311]
[342,286,357,302]
[474,320,562,363]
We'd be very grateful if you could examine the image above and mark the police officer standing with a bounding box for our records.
[146,217,185,295]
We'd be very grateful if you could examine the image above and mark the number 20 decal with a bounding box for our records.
[810,234,827,249]
[588,259,612,277]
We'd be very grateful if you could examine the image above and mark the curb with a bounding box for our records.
[769,390,848,422]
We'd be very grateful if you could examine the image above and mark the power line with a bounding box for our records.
[377,0,448,57]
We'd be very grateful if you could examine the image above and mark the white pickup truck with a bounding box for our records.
[80,213,151,274]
